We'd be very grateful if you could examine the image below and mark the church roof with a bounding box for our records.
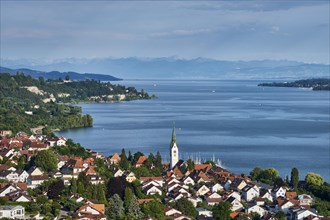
[170,127,177,148]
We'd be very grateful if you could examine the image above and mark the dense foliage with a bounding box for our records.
[258,78,330,90]
[0,72,153,133]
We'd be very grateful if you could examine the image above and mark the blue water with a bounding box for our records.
[56,80,330,181]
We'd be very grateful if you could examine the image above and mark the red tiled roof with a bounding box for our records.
[286,191,297,200]
[136,156,147,165]
[110,153,121,161]
[194,164,212,172]
[140,176,163,182]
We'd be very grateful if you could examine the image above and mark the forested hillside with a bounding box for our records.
[0,73,152,133]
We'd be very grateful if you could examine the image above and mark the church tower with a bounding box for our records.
[170,127,179,169]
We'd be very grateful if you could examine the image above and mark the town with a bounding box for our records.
[0,128,328,220]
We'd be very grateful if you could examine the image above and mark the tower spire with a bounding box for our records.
[171,126,176,147]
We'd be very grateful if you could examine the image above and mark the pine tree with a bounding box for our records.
[120,148,130,170]
[71,178,77,194]
[97,184,107,204]
[107,194,124,219]
[124,187,142,219]
[77,182,85,195]
[155,151,162,171]
[290,167,299,190]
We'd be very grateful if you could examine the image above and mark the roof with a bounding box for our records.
[136,156,147,165]
[29,175,49,181]
[286,191,297,200]
[230,212,240,218]
[90,203,105,214]
[62,158,84,169]
[194,164,212,172]
[137,198,158,204]
[110,153,121,161]
[140,176,163,182]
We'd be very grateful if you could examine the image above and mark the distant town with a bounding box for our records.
[0,128,328,220]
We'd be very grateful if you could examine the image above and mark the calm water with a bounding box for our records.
[56,80,330,181]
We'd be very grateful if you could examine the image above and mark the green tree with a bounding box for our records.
[35,150,57,172]
[290,167,299,190]
[107,194,124,219]
[106,177,129,199]
[174,198,197,218]
[97,184,107,204]
[47,179,64,199]
[275,211,287,220]
[71,178,77,194]
[119,149,130,170]
[187,159,195,171]
[305,172,324,186]
[212,201,232,220]
[141,201,166,219]
[250,167,263,181]
[155,151,163,171]
[124,187,142,219]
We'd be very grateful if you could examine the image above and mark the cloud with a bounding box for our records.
[150,28,212,37]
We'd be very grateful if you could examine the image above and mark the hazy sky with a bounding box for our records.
[1,1,329,63]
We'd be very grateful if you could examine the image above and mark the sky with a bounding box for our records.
[0,1,329,64]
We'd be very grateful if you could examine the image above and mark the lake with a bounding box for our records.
[56,80,330,181]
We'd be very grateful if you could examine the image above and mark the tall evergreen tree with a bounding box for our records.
[290,167,299,190]
[155,151,162,171]
[71,178,77,194]
[124,187,142,219]
[120,148,130,170]
[107,194,124,219]
[97,184,107,204]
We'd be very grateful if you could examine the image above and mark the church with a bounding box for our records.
[170,127,179,169]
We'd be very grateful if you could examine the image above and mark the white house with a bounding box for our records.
[196,185,210,196]
[143,185,162,195]
[298,194,313,206]
[260,190,273,202]
[56,137,66,146]
[183,176,195,186]
[279,200,296,214]
[188,196,203,207]
[212,183,224,192]
[165,207,182,216]
[226,196,244,211]
[272,186,286,199]
[196,208,212,217]
[242,185,260,202]
[125,172,136,183]
[17,170,29,182]
[247,204,267,217]
[0,205,25,218]
[0,170,19,182]
[113,169,124,177]
[292,208,319,220]
[0,185,20,197]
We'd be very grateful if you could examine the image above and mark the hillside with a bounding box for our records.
[258,78,330,91]
[0,66,122,81]
[0,73,153,133]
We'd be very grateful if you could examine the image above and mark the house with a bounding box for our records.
[226,196,244,211]
[88,175,104,185]
[56,137,67,146]
[212,183,224,192]
[286,191,297,200]
[260,190,273,202]
[291,208,319,220]
[109,153,121,164]
[140,177,164,187]
[298,194,313,206]
[114,169,124,177]
[242,185,260,202]
[247,204,267,217]
[231,178,247,191]
[278,199,299,214]
[196,185,210,196]
[0,185,21,197]
[165,207,182,216]
[0,170,19,182]
[196,208,212,217]
[272,185,286,199]
[183,176,195,186]
[0,205,25,218]
[76,203,106,220]
[188,196,203,207]
[0,149,14,159]
[57,155,69,169]
[223,190,241,201]
[27,175,49,188]
[6,191,32,202]
[17,170,29,182]
[61,158,85,178]
[135,155,147,167]
[0,130,13,137]
[125,172,136,183]
[27,167,44,176]
[224,179,232,190]
[143,185,162,195]
[28,141,48,151]
[205,196,222,206]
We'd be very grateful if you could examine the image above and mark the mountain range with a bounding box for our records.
[1,57,329,79]
[0,66,121,81]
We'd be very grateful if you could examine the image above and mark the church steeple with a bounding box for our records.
[170,127,176,148]
[170,126,179,169]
